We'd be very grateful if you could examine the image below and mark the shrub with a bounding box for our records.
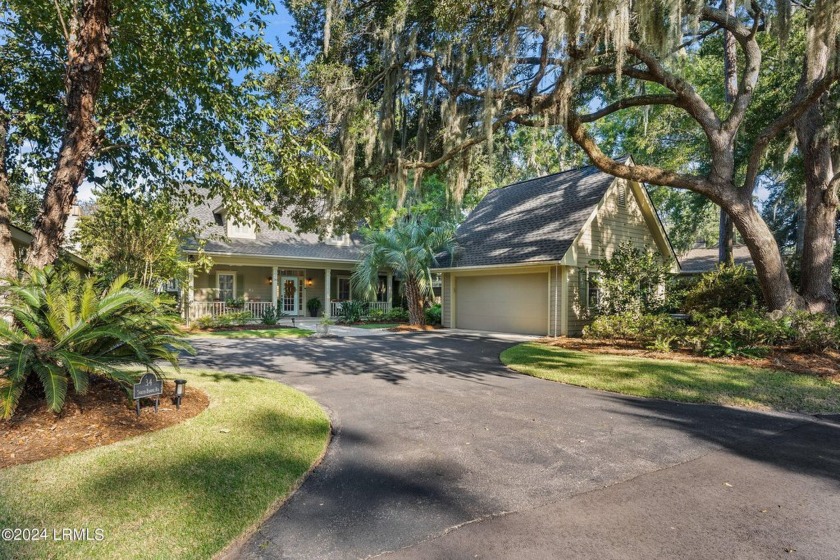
[584,312,686,343]
[683,265,763,314]
[339,300,368,323]
[584,307,840,357]
[785,311,840,352]
[0,267,192,419]
[261,306,282,326]
[425,303,442,325]
[367,308,386,321]
[194,311,251,329]
[590,241,672,315]
[662,275,699,313]
[385,307,409,322]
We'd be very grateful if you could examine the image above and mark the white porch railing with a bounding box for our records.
[329,301,392,317]
[189,301,276,321]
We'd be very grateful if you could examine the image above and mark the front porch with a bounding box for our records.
[184,259,394,324]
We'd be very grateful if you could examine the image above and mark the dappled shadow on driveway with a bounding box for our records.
[183,332,518,386]
[603,393,840,487]
[187,333,840,559]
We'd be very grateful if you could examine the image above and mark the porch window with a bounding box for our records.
[337,277,351,300]
[217,272,236,301]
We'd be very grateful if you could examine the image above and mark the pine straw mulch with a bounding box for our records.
[186,323,300,333]
[389,324,442,332]
[0,378,209,469]
[537,337,840,383]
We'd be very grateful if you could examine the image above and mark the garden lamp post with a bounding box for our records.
[174,379,187,409]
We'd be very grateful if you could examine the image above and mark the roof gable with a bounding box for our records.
[184,197,365,262]
[442,163,620,268]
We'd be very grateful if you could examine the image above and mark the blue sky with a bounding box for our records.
[78,2,297,202]
[264,2,296,47]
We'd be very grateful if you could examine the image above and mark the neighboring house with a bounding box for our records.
[679,244,754,274]
[182,199,395,323]
[433,160,679,336]
[9,222,89,272]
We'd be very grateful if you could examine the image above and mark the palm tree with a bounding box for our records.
[353,217,455,326]
[0,267,193,419]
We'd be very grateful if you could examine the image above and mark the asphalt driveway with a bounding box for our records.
[183,332,840,560]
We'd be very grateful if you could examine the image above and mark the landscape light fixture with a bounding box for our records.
[305,278,313,287]
[174,379,187,409]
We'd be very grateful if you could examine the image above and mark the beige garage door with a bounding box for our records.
[455,273,548,335]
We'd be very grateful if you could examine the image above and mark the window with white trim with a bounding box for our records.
[217,272,236,301]
[227,218,255,239]
[337,277,351,300]
[587,271,601,309]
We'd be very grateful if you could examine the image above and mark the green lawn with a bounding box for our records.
[501,343,840,414]
[190,327,312,339]
[0,369,330,560]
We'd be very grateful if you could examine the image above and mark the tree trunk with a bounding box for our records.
[0,112,19,279]
[794,38,838,315]
[718,211,735,266]
[729,199,806,311]
[717,0,737,267]
[405,276,426,326]
[26,0,112,268]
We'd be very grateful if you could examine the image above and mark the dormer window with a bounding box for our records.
[325,233,351,246]
[213,204,256,239]
[227,218,256,239]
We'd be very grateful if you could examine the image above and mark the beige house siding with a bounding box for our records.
[442,273,452,327]
[194,265,273,303]
[565,180,658,335]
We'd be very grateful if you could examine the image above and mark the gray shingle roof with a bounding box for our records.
[439,163,619,268]
[679,245,754,274]
[184,197,364,262]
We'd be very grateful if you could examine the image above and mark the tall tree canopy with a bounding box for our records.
[0,0,335,276]
[287,0,840,313]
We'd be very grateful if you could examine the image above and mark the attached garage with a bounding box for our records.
[435,161,679,337]
[454,273,548,335]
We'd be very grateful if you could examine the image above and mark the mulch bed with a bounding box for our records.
[0,378,209,468]
[389,324,442,332]
[538,337,840,382]
[188,324,299,333]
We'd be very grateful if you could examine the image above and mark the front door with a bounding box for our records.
[280,277,299,315]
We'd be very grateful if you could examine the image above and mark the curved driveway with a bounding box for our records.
[184,332,840,560]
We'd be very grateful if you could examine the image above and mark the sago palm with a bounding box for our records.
[353,217,455,325]
[0,267,193,419]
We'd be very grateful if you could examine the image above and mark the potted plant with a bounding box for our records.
[225,297,245,310]
[307,296,322,317]
[316,312,334,336]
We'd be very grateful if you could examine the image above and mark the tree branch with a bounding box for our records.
[625,42,721,134]
[578,94,683,123]
[743,67,840,194]
[564,111,717,199]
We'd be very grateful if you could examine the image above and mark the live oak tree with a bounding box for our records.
[0,0,335,277]
[290,0,839,313]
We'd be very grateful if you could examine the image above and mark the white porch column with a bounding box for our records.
[271,266,278,310]
[324,268,331,317]
[186,266,195,325]
[386,271,393,310]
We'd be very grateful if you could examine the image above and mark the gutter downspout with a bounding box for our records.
[554,264,559,338]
